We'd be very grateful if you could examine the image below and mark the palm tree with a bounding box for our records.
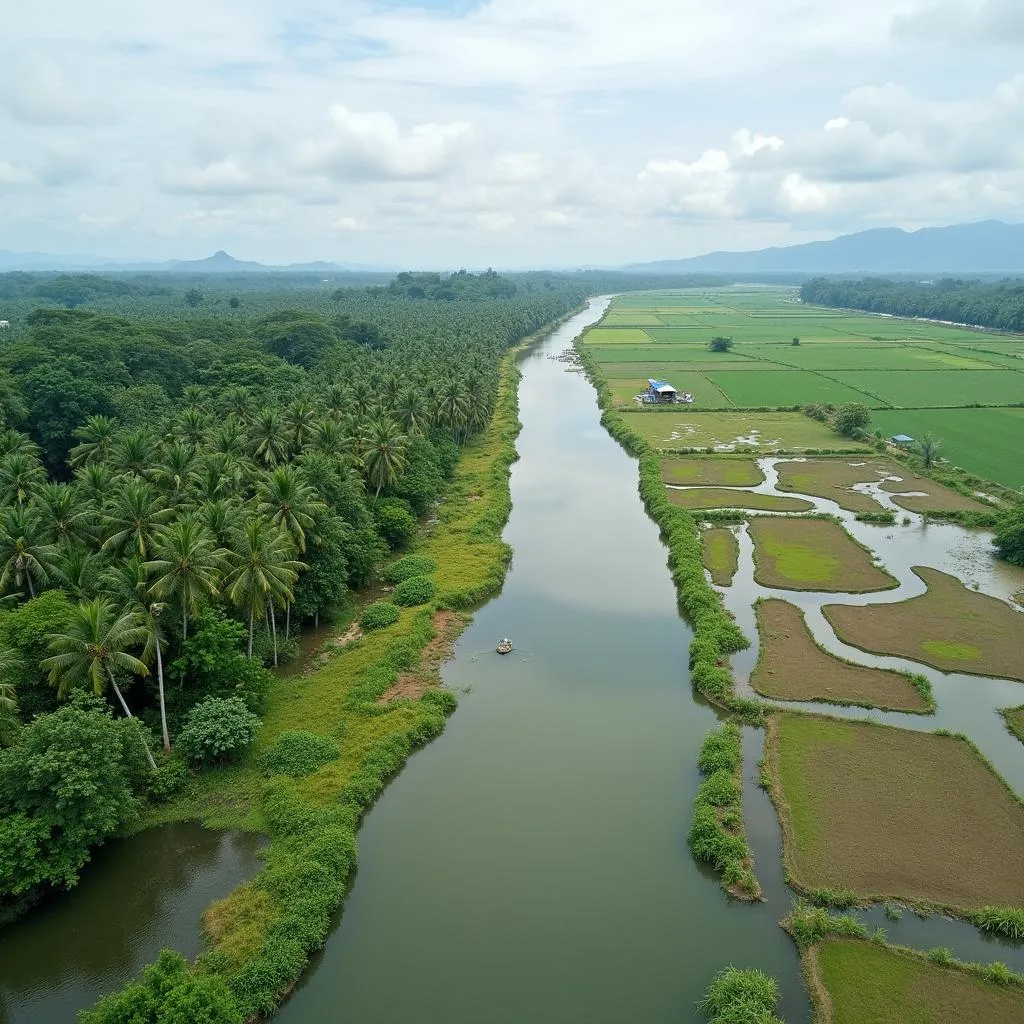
[312,418,355,462]
[223,518,304,660]
[175,408,207,448]
[32,481,96,545]
[102,557,171,753]
[223,387,253,421]
[197,498,243,549]
[250,408,289,467]
[210,418,248,460]
[144,515,226,641]
[0,452,46,507]
[917,433,942,468]
[0,429,40,461]
[0,506,56,598]
[52,541,104,600]
[41,597,156,769]
[436,379,471,441]
[323,383,347,420]
[395,387,426,435]
[362,417,409,498]
[182,384,205,411]
[0,646,22,746]
[111,428,159,478]
[191,453,241,502]
[284,401,316,455]
[69,414,119,468]
[155,440,196,502]
[256,466,325,554]
[75,462,115,504]
[101,479,175,557]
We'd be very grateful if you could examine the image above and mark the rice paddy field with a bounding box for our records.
[583,287,1024,487]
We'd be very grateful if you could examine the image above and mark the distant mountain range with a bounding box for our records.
[0,248,392,274]
[625,221,1024,275]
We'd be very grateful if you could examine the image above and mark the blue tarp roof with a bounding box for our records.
[890,434,915,442]
[647,378,676,391]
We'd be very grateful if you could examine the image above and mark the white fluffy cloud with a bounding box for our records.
[0,1,1022,264]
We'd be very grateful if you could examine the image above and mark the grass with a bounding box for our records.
[823,566,1024,682]
[831,369,1024,408]
[701,529,739,586]
[704,369,878,408]
[871,408,1024,489]
[748,518,898,593]
[812,938,1024,1024]
[660,458,764,487]
[619,410,864,451]
[750,599,931,713]
[766,713,1024,914]
[667,487,814,512]
[607,375,733,408]
[699,966,783,1024]
[1001,706,1024,746]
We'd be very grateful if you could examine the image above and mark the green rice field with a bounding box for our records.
[582,288,1024,486]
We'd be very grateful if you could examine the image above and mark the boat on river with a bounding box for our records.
[496,638,513,655]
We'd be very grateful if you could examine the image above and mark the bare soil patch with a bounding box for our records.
[824,567,1024,681]
[660,457,764,487]
[378,610,463,704]
[879,470,991,513]
[751,599,929,712]
[701,528,739,586]
[766,713,1024,912]
[667,487,812,512]
[811,938,1024,1024]
[748,518,897,593]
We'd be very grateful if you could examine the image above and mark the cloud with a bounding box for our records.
[0,54,108,125]
[488,152,547,185]
[475,211,515,231]
[333,215,365,232]
[893,0,1024,45]
[295,105,472,182]
[163,158,276,196]
[0,162,34,187]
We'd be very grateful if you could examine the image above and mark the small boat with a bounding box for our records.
[496,638,513,655]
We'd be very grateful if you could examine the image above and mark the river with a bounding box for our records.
[275,299,811,1023]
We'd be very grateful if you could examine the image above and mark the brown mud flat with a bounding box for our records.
[667,487,812,512]
[700,528,739,587]
[775,457,989,514]
[378,610,464,703]
[750,599,929,712]
[807,938,1024,1024]
[748,518,897,593]
[660,457,764,488]
[766,713,1024,912]
[824,566,1024,682]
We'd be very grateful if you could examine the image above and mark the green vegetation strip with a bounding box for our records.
[750,599,932,713]
[1001,706,1024,747]
[823,567,1024,682]
[667,487,813,513]
[748,518,898,593]
[700,529,739,587]
[688,724,760,900]
[699,967,783,1024]
[83,346,526,1021]
[765,713,1024,918]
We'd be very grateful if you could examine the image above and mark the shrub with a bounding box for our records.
[373,497,418,550]
[175,697,261,768]
[709,336,733,352]
[697,724,742,774]
[259,731,340,778]
[974,905,1024,941]
[392,575,437,607]
[361,601,400,631]
[699,966,783,1024]
[146,758,190,803]
[381,554,437,584]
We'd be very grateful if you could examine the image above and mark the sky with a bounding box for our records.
[1,0,1023,267]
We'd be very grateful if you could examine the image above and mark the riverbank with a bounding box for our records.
[80,313,564,1020]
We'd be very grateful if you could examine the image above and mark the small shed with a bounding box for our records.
[647,378,678,404]
[0,321,9,329]
[889,434,915,447]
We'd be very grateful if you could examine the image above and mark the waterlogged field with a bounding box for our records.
[768,714,1024,912]
[583,288,1024,486]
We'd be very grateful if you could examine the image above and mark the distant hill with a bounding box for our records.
[625,221,1024,275]
[0,248,392,274]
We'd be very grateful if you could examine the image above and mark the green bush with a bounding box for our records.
[361,601,400,631]
[699,966,783,1024]
[145,758,190,803]
[974,906,1024,941]
[80,949,242,1024]
[175,697,261,768]
[381,554,437,584]
[259,731,341,778]
[373,497,418,550]
[392,575,437,607]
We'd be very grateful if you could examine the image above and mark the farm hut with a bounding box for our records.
[0,321,8,329]
[889,434,915,447]
[647,379,678,404]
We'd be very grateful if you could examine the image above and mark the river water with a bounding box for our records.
[276,300,812,1024]
[0,824,261,1024]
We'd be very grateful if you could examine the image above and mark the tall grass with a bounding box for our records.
[698,966,784,1024]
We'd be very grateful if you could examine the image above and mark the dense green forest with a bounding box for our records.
[0,269,594,915]
[800,277,1024,332]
